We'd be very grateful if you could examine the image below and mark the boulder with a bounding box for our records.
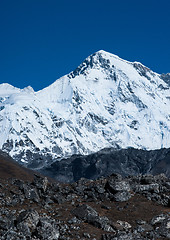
[33,174,48,193]
[113,191,132,202]
[88,215,115,232]
[35,217,60,240]
[155,217,170,238]
[134,183,159,193]
[72,204,98,221]
[105,180,131,194]
[72,204,114,232]
[16,209,39,237]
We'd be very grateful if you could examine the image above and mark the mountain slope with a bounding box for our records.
[0,150,36,181]
[0,50,169,167]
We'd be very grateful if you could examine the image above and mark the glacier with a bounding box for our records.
[0,50,169,168]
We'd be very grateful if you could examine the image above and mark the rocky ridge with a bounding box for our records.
[0,172,170,239]
[40,147,170,183]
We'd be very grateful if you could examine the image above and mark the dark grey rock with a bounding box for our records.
[16,209,39,236]
[67,217,82,224]
[16,221,31,237]
[101,205,111,210]
[72,204,114,232]
[151,213,169,225]
[136,219,147,225]
[105,178,132,202]
[0,216,12,230]
[21,184,40,202]
[135,223,153,233]
[102,234,116,240]
[133,183,159,193]
[88,215,115,232]
[52,194,66,204]
[83,232,91,238]
[35,217,60,240]
[105,180,131,194]
[33,174,48,193]
[140,174,155,184]
[113,191,132,202]
[160,73,170,86]
[112,220,132,231]
[40,148,170,183]
[1,230,25,240]
[155,217,170,238]
[72,204,98,221]
[105,232,136,240]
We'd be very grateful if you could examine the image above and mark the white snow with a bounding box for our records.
[0,50,169,164]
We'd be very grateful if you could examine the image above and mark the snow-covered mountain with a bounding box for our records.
[0,50,170,168]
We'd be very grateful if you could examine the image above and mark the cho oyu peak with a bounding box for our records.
[0,50,169,168]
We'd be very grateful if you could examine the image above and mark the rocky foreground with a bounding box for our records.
[0,173,170,240]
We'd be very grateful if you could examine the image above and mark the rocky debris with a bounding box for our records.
[105,175,132,202]
[128,173,170,206]
[0,173,169,239]
[0,210,60,240]
[16,209,40,238]
[154,216,170,239]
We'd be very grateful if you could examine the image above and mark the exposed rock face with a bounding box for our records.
[40,147,170,182]
[0,173,169,239]
[160,73,170,86]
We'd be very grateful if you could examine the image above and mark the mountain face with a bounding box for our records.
[0,50,169,168]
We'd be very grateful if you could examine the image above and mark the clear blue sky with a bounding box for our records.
[0,0,170,91]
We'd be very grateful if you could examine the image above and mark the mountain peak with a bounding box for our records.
[69,50,119,79]
[0,83,20,96]
[22,86,34,93]
[95,49,111,55]
[0,83,16,90]
[94,50,129,62]
[0,51,169,167]
[69,49,156,82]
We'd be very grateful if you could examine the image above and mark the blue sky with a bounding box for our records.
[0,0,170,91]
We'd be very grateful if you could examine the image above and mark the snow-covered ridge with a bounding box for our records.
[0,50,169,168]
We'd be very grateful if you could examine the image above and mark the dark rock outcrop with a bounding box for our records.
[40,147,170,183]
